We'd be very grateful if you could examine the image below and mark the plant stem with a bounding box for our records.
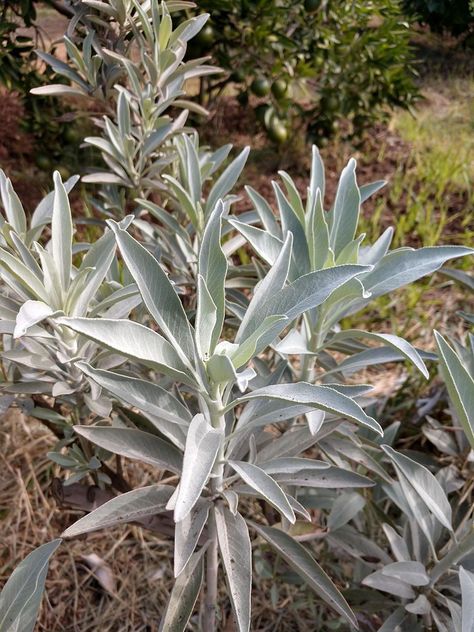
[202,389,226,631]
[203,499,219,631]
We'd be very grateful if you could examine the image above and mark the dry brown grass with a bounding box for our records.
[0,410,179,632]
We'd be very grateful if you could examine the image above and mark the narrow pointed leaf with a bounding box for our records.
[250,522,358,628]
[435,331,474,450]
[108,223,195,362]
[52,171,73,291]
[0,539,61,632]
[381,561,429,587]
[174,414,222,522]
[460,567,474,632]
[77,362,191,426]
[174,500,210,577]
[158,548,205,632]
[329,158,360,256]
[330,330,429,378]
[236,383,382,435]
[73,426,182,473]
[229,461,295,523]
[382,445,452,531]
[62,485,174,537]
[57,317,195,385]
[215,505,251,632]
[199,202,227,352]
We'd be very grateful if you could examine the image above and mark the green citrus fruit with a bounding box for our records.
[251,77,271,97]
[196,25,215,48]
[35,154,52,171]
[231,69,246,83]
[271,79,288,100]
[255,103,270,124]
[267,119,288,144]
[64,126,81,144]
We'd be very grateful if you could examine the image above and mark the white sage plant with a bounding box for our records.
[44,154,472,630]
[32,1,220,211]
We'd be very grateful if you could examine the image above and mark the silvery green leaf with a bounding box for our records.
[306,410,325,435]
[245,185,281,237]
[229,461,295,523]
[330,330,429,378]
[57,317,195,385]
[275,466,374,489]
[170,13,210,45]
[327,346,435,377]
[215,506,251,632]
[30,84,85,97]
[232,315,288,369]
[382,524,410,562]
[250,522,358,628]
[376,607,407,632]
[309,145,325,203]
[441,268,474,291]
[195,275,217,360]
[162,175,200,229]
[0,172,27,235]
[431,531,474,584]
[382,445,452,531]
[222,490,239,515]
[236,232,292,343]
[0,539,61,632]
[359,227,394,266]
[73,426,183,473]
[405,594,431,615]
[275,327,310,355]
[77,363,191,428]
[51,171,73,292]
[142,124,174,157]
[278,171,305,224]
[328,158,360,257]
[62,485,174,537]
[237,264,371,352]
[286,493,312,521]
[107,222,195,363]
[206,352,237,385]
[174,500,210,577]
[327,524,391,565]
[325,436,391,483]
[460,567,474,632]
[181,134,201,203]
[0,247,49,303]
[381,561,429,586]
[362,569,416,599]
[158,548,205,632]
[422,416,459,457]
[174,414,222,522]
[13,300,59,338]
[236,383,382,435]
[71,229,117,316]
[327,492,365,531]
[361,246,474,298]
[206,146,250,215]
[307,187,330,271]
[259,457,329,475]
[199,202,227,352]
[444,598,462,632]
[228,219,283,266]
[435,331,474,450]
[359,180,386,203]
[274,182,309,276]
